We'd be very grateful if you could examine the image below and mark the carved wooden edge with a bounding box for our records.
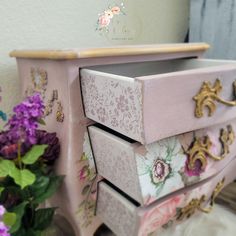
[9,43,210,60]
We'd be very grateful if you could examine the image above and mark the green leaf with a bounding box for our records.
[0,186,4,196]
[30,175,50,197]
[0,159,36,189]
[79,152,88,162]
[3,212,17,227]
[0,159,15,177]
[11,169,36,189]
[22,145,48,165]
[33,175,64,204]
[10,202,28,233]
[82,185,90,196]
[11,227,26,236]
[33,207,56,231]
[38,118,46,126]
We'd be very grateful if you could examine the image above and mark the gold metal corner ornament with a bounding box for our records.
[187,125,235,171]
[44,90,58,117]
[177,178,225,221]
[56,101,64,123]
[193,79,236,118]
[44,90,64,123]
[25,67,48,98]
[30,68,48,98]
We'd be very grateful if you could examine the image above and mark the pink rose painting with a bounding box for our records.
[98,15,111,28]
[96,3,125,32]
[139,195,184,236]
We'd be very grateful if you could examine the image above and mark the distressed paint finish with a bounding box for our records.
[190,0,236,59]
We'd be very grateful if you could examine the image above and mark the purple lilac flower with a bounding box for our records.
[0,206,5,217]
[0,130,31,160]
[0,206,10,236]
[0,222,10,236]
[36,130,60,165]
[6,93,44,145]
[0,129,60,164]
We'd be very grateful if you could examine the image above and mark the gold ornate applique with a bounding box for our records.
[25,68,48,98]
[56,101,64,123]
[177,178,225,220]
[194,79,236,118]
[25,68,64,123]
[187,125,235,171]
[44,90,58,117]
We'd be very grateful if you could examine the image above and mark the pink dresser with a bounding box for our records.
[10,43,236,236]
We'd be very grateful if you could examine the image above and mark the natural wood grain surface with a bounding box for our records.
[9,43,210,60]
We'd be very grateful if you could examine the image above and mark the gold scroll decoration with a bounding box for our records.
[187,125,235,171]
[25,68,65,123]
[194,79,236,118]
[177,178,225,221]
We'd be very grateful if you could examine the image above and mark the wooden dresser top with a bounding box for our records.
[10,43,210,60]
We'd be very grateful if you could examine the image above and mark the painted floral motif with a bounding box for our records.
[0,86,7,122]
[152,159,171,184]
[139,195,185,236]
[96,3,125,32]
[81,73,144,142]
[136,137,187,203]
[77,132,97,228]
[181,131,219,178]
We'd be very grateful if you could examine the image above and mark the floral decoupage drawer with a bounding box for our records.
[96,156,236,236]
[89,118,236,205]
[81,58,236,144]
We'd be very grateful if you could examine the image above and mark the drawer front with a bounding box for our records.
[89,119,236,205]
[81,59,236,144]
[96,157,236,236]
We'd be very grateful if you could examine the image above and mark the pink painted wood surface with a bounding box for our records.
[16,59,101,236]
[13,46,236,236]
[141,63,236,144]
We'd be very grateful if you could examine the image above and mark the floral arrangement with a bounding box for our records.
[96,3,125,32]
[0,93,63,236]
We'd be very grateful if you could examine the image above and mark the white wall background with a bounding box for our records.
[0,0,189,126]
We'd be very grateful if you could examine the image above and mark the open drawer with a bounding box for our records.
[96,157,236,236]
[89,118,236,205]
[81,58,236,144]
